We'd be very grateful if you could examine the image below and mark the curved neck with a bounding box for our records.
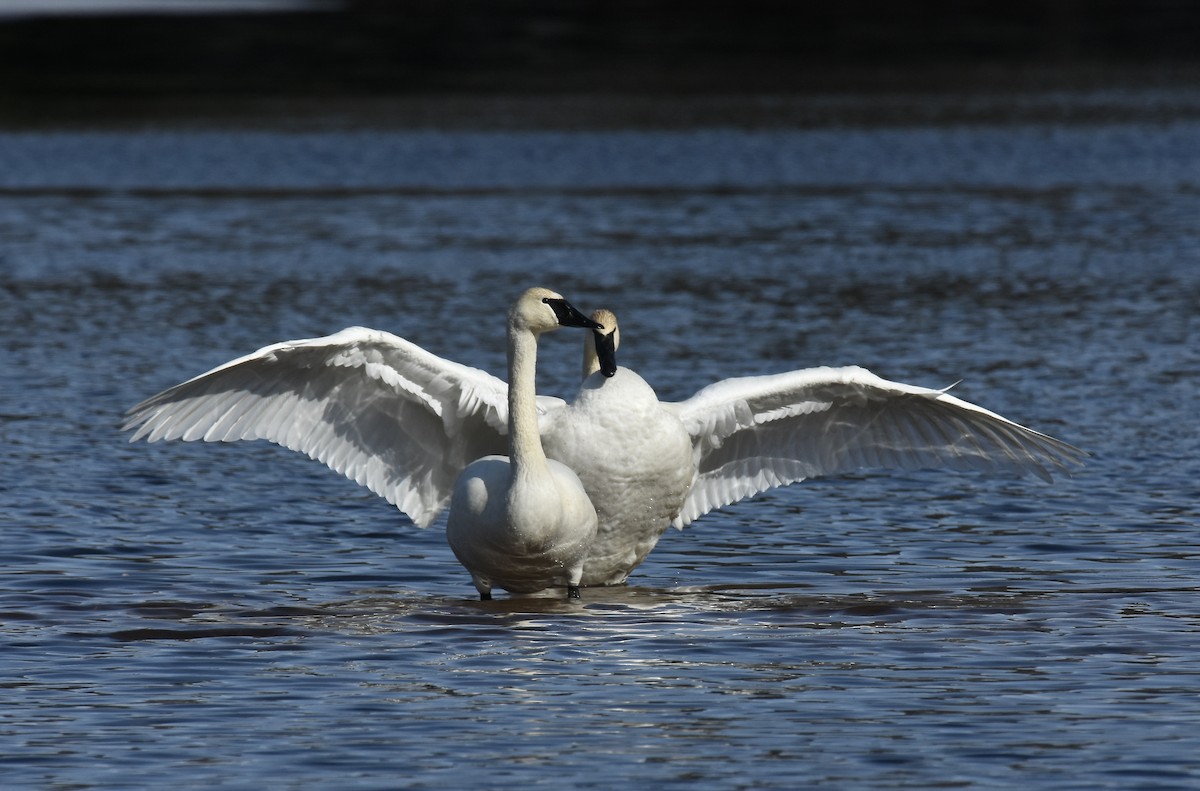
[507,326,547,474]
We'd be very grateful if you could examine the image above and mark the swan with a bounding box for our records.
[541,310,695,585]
[124,287,603,600]
[548,309,1087,585]
[445,288,601,600]
[124,295,1086,597]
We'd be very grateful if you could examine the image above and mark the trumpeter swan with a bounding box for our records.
[124,287,602,600]
[445,288,601,600]
[549,309,1086,584]
[124,297,1086,596]
[542,310,695,585]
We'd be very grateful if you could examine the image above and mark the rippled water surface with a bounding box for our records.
[2,104,1199,789]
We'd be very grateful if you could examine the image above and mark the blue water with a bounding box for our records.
[2,105,1199,789]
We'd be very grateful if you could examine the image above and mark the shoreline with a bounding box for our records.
[7,75,1200,131]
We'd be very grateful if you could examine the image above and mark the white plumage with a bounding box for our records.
[542,309,695,585]
[126,325,512,529]
[670,365,1085,527]
[545,310,1085,586]
[125,299,1086,596]
[443,287,600,599]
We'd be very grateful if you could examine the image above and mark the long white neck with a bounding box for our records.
[582,333,600,379]
[507,325,548,475]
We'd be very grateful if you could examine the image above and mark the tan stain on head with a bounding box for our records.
[590,309,619,343]
[583,309,620,378]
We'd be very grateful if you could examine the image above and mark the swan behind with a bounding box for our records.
[550,309,1086,586]
[542,310,695,585]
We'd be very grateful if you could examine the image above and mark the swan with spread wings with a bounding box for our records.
[125,299,1086,596]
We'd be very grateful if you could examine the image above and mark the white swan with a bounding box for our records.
[547,309,1087,585]
[541,310,695,585]
[124,287,602,599]
[124,297,1086,596]
[445,288,600,600]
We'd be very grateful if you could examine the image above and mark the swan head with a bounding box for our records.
[510,287,603,336]
[583,308,619,379]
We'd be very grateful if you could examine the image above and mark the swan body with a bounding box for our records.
[542,310,694,585]
[447,455,596,596]
[445,288,600,599]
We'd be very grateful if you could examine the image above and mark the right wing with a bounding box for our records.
[670,365,1087,528]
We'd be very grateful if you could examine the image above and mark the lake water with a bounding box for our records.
[1,100,1198,789]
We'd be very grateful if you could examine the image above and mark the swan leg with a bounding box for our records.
[566,563,584,599]
[471,573,492,601]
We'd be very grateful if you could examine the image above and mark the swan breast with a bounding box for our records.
[447,455,597,594]
[544,367,695,584]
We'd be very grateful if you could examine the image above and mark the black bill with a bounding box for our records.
[594,329,617,377]
[544,298,604,330]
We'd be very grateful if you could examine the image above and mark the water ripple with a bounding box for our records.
[2,118,1199,789]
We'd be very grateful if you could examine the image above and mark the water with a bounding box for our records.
[2,101,1198,789]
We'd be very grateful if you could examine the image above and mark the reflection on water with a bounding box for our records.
[1,110,1199,789]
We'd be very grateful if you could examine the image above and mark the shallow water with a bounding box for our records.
[1,105,1199,789]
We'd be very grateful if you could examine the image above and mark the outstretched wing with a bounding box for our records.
[124,327,539,528]
[669,366,1087,528]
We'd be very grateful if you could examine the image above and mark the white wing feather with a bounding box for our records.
[669,366,1087,528]
[123,327,564,528]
